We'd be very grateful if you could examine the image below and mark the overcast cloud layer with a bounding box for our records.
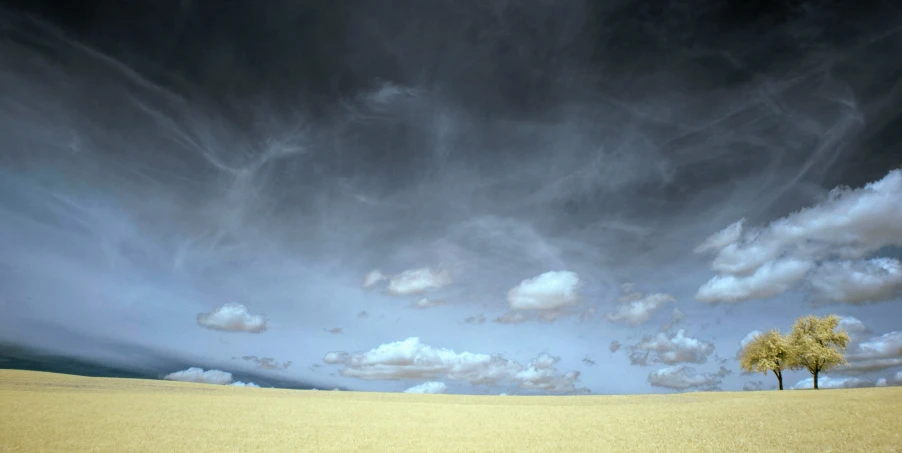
[1,0,901,395]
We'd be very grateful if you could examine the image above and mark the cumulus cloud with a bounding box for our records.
[809,258,902,304]
[322,337,586,393]
[238,356,292,370]
[609,341,622,353]
[839,331,902,374]
[412,298,445,309]
[838,316,870,342]
[516,354,586,393]
[790,376,877,389]
[507,271,581,311]
[163,367,233,385]
[631,329,715,365]
[494,271,589,323]
[582,356,596,367]
[322,351,350,364]
[712,170,902,271]
[230,381,260,388]
[647,365,722,391]
[385,268,453,296]
[196,303,267,333]
[363,269,388,288]
[839,316,869,335]
[325,327,343,334]
[604,286,675,326]
[696,258,814,303]
[695,169,902,304]
[403,381,448,394]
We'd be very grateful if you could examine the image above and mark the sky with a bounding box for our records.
[1,0,901,395]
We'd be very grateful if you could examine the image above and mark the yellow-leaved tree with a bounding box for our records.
[739,329,792,390]
[787,314,850,389]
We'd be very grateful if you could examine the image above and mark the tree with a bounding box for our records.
[787,314,850,390]
[739,329,792,390]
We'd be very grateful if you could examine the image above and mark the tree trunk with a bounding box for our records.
[813,370,819,389]
[774,369,783,390]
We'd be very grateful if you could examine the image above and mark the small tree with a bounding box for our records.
[787,314,850,389]
[739,329,792,390]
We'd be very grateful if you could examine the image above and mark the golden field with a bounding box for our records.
[1,370,900,452]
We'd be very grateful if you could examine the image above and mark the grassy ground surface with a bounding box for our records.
[1,369,900,452]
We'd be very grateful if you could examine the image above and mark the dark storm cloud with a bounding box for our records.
[1,0,901,394]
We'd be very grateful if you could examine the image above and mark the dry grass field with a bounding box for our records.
[1,370,900,452]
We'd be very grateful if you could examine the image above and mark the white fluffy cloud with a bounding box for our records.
[230,381,260,388]
[495,271,588,323]
[808,258,902,304]
[385,268,453,296]
[647,365,722,390]
[838,316,869,341]
[163,367,233,385]
[196,303,267,333]
[631,329,715,365]
[790,376,876,389]
[322,337,586,393]
[605,285,675,326]
[696,258,813,303]
[840,331,902,374]
[404,381,448,394]
[507,271,581,311]
[695,169,902,304]
[515,353,585,393]
[828,317,902,375]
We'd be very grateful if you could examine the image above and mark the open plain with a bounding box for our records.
[1,369,900,452]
